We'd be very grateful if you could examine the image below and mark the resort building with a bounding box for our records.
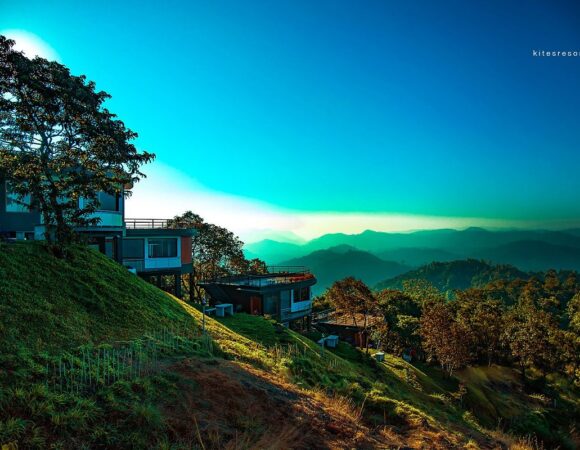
[0,180,196,298]
[201,267,317,327]
[122,219,195,298]
[1,179,316,317]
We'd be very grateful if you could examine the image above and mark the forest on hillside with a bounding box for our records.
[315,272,580,446]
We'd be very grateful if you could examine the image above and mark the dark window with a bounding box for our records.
[123,239,144,259]
[98,192,120,212]
[263,294,279,314]
[293,287,310,302]
[148,238,177,258]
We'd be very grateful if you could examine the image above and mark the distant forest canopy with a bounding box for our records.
[320,273,580,389]
[375,259,547,293]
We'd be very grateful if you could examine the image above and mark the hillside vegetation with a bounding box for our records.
[0,243,578,449]
[375,259,530,292]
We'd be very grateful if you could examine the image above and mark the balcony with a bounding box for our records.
[124,218,197,237]
[125,218,192,229]
[205,267,315,289]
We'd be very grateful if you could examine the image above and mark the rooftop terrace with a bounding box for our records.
[205,266,315,289]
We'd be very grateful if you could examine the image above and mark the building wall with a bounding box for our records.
[290,286,312,313]
[0,181,40,236]
[1,180,124,238]
[181,236,192,264]
[122,236,183,272]
[214,285,255,313]
[263,291,280,315]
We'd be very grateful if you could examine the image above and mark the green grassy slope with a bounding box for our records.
[0,242,195,353]
[213,315,579,449]
[0,243,202,448]
[0,243,577,449]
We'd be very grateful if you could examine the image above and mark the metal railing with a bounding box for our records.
[203,269,315,289]
[125,218,170,229]
[267,266,311,275]
[124,218,195,230]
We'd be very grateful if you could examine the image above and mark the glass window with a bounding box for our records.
[123,239,144,259]
[148,238,177,258]
[6,183,31,213]
[97,192,120,211]
[293,287,310,302]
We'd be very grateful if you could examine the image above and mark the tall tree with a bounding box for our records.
[455,290,504,366]
[420,301,472,376]
[0,36,154,253]
[327,277,377,352]
[502,299,560,381]
[375,290,421,356]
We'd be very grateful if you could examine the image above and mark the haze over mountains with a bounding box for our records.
[244,228,580,294]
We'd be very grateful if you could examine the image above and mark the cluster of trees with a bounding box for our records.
[324,271,580,382]
[0,35,154,255]
[168,211,267,302]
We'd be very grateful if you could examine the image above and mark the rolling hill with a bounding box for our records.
[377,247,461,266]
[375,259,530,292]
[244,238,303,263]
[1,242,578,449]
[280,246,410,294]
[477,240,580,271]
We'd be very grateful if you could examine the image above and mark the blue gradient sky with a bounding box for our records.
[2,1,580,239]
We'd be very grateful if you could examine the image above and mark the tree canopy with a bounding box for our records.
[0,35,154,252]
[327,277,377,352]
[167,211,267,301]
[324,273,579,383]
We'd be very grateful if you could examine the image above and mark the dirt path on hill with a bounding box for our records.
[160,358,494,450]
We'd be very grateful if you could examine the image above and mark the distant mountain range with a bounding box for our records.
[245,227,580,270]
[245,227,580,294]
[280,246,410,295]
[375,259,530,292]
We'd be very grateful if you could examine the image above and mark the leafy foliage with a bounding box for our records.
[0,35,154,252]
[327,277,378,352]
[167,210,267,301]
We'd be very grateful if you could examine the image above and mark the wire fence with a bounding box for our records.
[269,342,349,372]
[44,326,214,394]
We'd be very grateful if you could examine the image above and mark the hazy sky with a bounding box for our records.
[2,1,580,241]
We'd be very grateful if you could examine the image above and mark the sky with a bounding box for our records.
[2,0,580,242]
